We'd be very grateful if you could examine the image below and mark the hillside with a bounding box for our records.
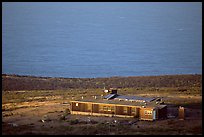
[2,74,202,91]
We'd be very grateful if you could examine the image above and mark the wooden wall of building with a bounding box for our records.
[157,106,167,119]
[93,104,99,113]
[71,101,166,121]
[139,108,154,121]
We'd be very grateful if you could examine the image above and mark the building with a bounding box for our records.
[70,89,167,121]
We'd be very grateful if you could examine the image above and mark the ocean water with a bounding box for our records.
[2,2,202,78]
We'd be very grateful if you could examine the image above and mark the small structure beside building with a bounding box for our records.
[178,106,185,120]
[70,89,167,121]
[103,88,118,94]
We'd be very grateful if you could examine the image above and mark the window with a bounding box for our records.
[99,106,103,111]
[108,107,111,111]
[132,108,136,114]
[111,107,115,112]
[103,106,108,111]
[144,110,152,115]
[103,106,114,112]
[123,107,128,113]
[87,104,92,111]
[76,103,78,106]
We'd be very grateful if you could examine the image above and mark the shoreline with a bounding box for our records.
[2,73,202,79]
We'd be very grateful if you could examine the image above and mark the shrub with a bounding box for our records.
[64,108,71,115]
[59,115,66,121]
[70,119,79,125]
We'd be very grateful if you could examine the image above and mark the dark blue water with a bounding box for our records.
[2,2,202,78]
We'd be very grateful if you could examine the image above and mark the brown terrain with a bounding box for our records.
[2,74,202,135]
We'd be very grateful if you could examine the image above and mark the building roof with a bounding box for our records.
[103,94,118,100]
[71,89,166,109]
[71,96,165,109]
[103,93,156,102]
[114,95,156,102]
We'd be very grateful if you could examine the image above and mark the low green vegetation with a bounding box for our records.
[2,74,202,91]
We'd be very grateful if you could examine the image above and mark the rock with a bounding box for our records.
[8,122,18,127]
[41,115,51,122]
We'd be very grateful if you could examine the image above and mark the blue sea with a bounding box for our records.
[2,2,202,78]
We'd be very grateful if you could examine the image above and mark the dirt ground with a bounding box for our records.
[2,94,202,135]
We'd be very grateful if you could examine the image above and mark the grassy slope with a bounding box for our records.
[2,74,202,106]
[2,74,202,91]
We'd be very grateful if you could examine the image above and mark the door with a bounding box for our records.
[153,109,156,120]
